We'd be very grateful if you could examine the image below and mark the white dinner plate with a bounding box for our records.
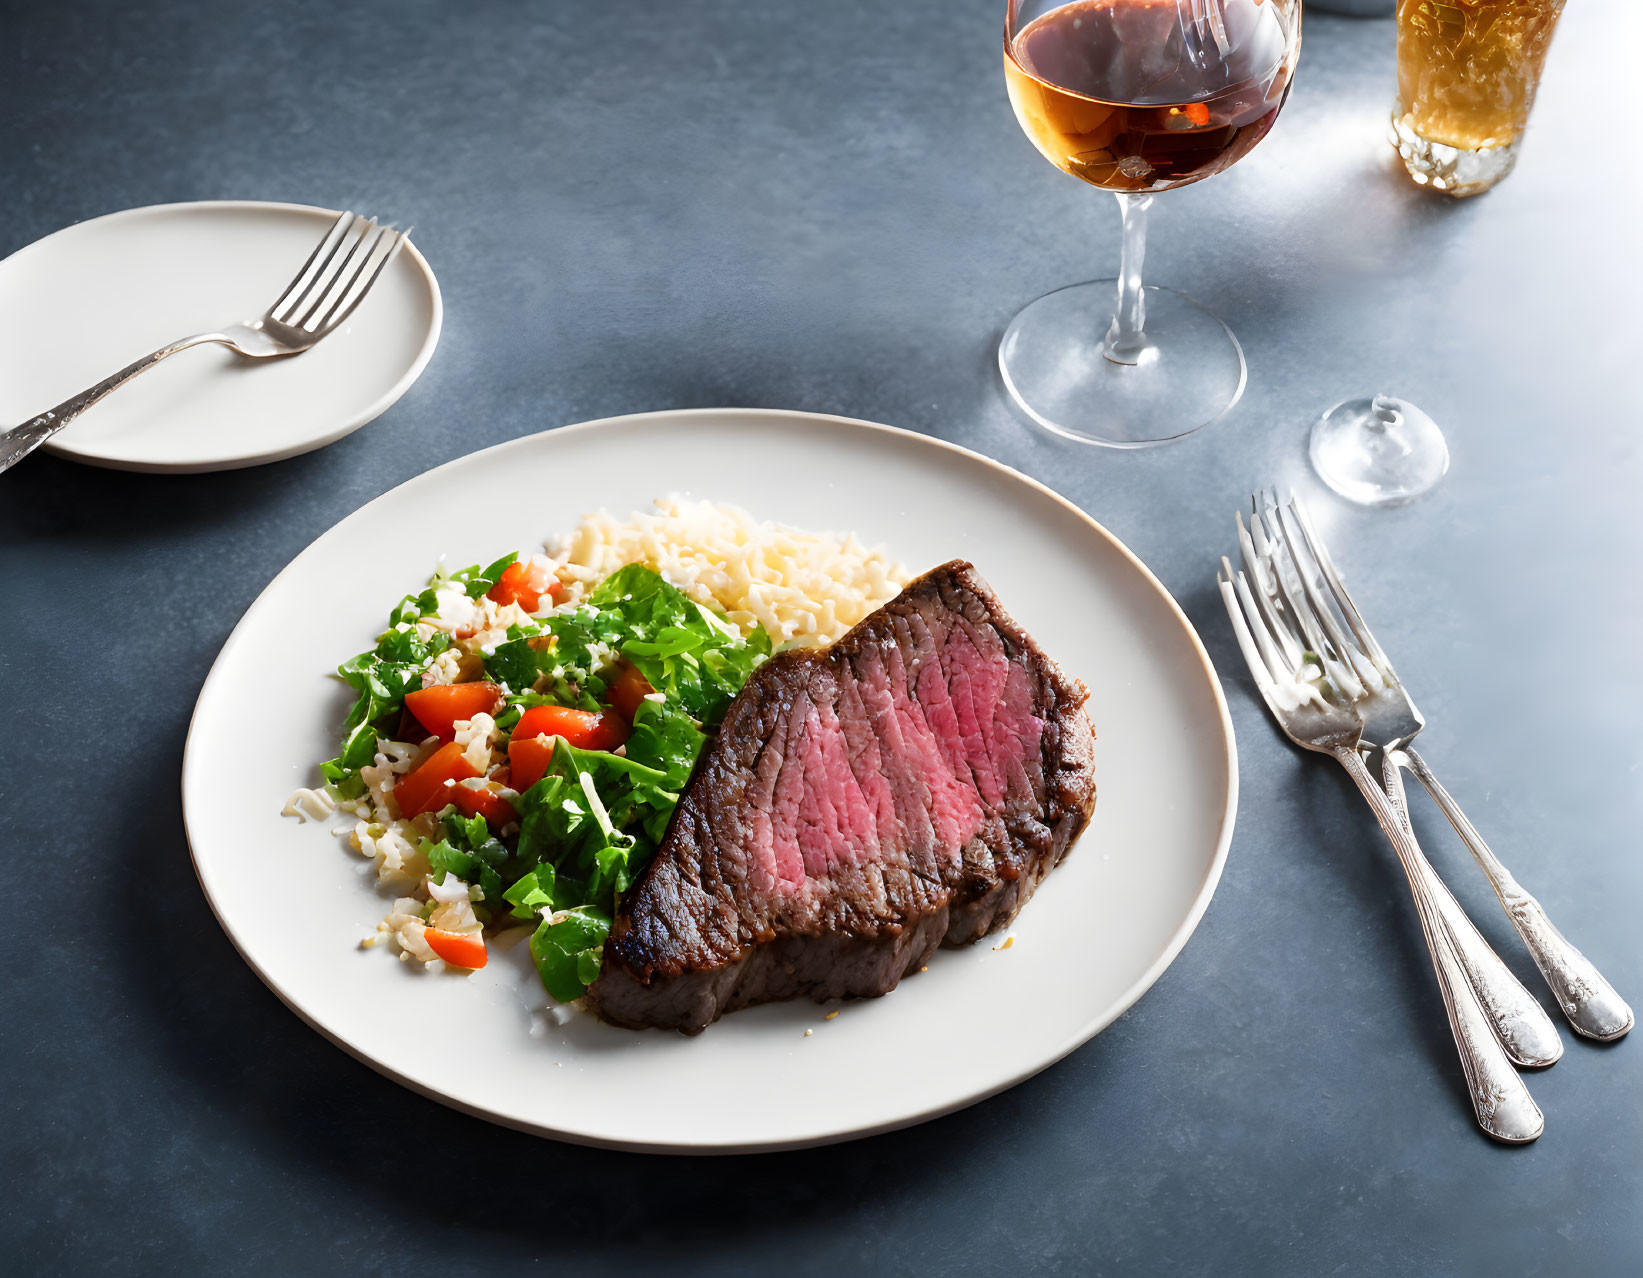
[182,409,1238,1152]
[0,200,441,472]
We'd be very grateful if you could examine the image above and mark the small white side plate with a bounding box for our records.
[0,200,442,472]
[182,409,1238,1153]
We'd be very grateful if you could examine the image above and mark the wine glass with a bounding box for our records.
[1001,0,1302,447]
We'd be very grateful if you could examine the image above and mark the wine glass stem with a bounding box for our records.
[1104,191,1153,366]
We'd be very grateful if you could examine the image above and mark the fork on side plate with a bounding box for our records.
[0,211,410,475]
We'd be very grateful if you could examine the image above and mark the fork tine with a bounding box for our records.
[1244,498,1298,637]
[1253,495,1367,700]
[287,217,378,329]
[1223,556,1286,684]
[271,211,355,318]
[304,222,388,331]
[1250,498,1325,655]
[1218,562,1284,712]
[1271,496,1382,693]
[1237,509,1304,668]
[310,226,405,334]
[1288,495,1394,673]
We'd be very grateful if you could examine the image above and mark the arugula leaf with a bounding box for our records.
[425,837,478,883]
[508,739,669,917]
[529,907,611,1002]
[424,813,508,904]
[388,593,424,628]
[623,696,706,790]
[501,864,557,920]
[470,551,518,598]
[440,809,491,853]
[480,551,518,580]
[319,760,366,799]
[439,552,520,601]
[484,635,542,694]
[322,598,457,791]
[584,565,769,726]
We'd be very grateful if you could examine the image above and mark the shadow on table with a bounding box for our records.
[0,444,327,547]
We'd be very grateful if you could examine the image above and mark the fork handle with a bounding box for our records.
[0,332,222,474]
[1398,747,1633,1042]
[1331,745,1543,1144]
[1380,753,1562,1068]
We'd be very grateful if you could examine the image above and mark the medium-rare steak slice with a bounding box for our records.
[586,560,1096,1034]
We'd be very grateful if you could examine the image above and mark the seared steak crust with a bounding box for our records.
[586,560,1096,1033]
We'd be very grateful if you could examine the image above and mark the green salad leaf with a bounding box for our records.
[624,696,707,792]
[493,570,771,998]
[585,564,772,727]
[481,565,769,724]
[422,809,508,907]
[512,738,672,912]
[501,864,563,920]
[482,635,543,697]
[529,906,612,1003]
[321,595,451,793]
[436,552,518,600]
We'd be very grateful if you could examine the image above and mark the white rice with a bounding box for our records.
[281,787,335,823]
[549,496,908,646]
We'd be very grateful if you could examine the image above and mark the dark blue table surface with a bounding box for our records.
[3,1,1640,1274]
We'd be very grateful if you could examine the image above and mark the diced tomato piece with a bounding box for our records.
[424,927,487,970]
[392,741,481,819]
[403,682,503,741]
[508,705,631,791]
[488,560,562,613]
[507,735,557,793]
[487,562,531,609]
[587,710,629,751]
[514,704,588,743]
[515,704,629,753]
[607,662,655,723]
[449,784,517,829]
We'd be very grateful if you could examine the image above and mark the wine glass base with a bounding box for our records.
[999,280,1246,448]
[1309,395,1449,507]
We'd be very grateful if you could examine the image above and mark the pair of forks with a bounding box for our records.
[0,210,409,474]
[1219,492,1631,1144]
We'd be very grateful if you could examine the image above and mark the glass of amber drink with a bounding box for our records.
[1391,0,1565,196]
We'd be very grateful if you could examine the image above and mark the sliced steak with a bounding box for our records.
[586,560,1096,1033]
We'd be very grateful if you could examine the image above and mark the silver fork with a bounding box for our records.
[1265,491,1633,1044]
[0,211,410,474]
[1218,555,1544,1144]
[1244,494,1564,1070]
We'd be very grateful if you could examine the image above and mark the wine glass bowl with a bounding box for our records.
[1004,0,1295,193]
[1000,0,1301,447]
